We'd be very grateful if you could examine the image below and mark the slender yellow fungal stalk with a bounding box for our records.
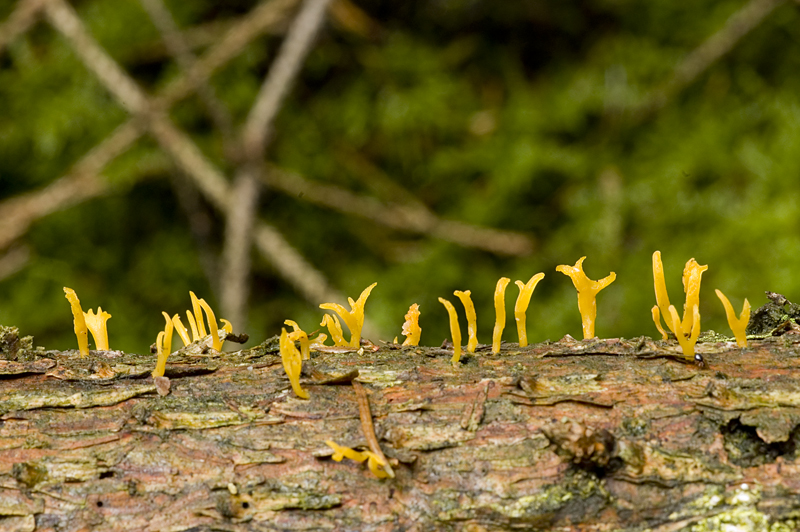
[285,320,310,360]
[197,297,222,351]
[438,297,462,365]
[454,290,478,352]
[667,304,702,364]
[186,310,200,341]
[364,450,390,479]
[63,287,90,358]
[280,328,309,399]
[401,304,422,346]
[514,273,545,347]
[172,314,191,346]
[321,314,347,346]
[652,251,674,332]
[320,282,377,347]
[152,312,174,378]
[715,289,750,347]
[651,306,668,341]
[681,259,708,335]
[220,319,233,334]
[84,307,111,350]
[190,292,207,337]
[556,257,616,339]
[492,277,511,354]
[324,441,390,479]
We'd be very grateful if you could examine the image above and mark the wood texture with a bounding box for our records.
[2,325,800,531]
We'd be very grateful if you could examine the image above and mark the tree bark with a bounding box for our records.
[2,325,800,531]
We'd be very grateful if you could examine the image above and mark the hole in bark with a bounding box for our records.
[96,501,103,508]
[241,502,250,509]
[99,471,114,479]
[721,419,797,467]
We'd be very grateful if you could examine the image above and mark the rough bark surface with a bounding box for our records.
[2,324,800,532]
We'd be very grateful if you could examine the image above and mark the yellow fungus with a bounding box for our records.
[320,282,377,347]
[715,289,750,347]
[556,257,616,339]
[651,306,668,341]
[321,314,347,346]
[401,304,422,346]
[190,291,207,337]
[652,251,708,340]
[197,297,222,351]
[220,319,233,334]
[280,328,309,399]
[63,287,89,358]
[514,273,545,347]
[152,312,174,378]
[84,307,111,351]
[186,310,201,341]
[454,290,478,352]
[492,277,511,354]
[324,441,390,479]
[172,314,192,346]
[438,297,462,365]
[667,304,702,364]
[285,320,310,360]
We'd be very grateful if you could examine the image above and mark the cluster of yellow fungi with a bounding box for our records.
[325,440,391,479]
[63,287,111,357]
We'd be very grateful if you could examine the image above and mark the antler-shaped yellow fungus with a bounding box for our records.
[667,304,702,364]
[285,320,310,360]
[172,314,192,346]
[438,297,462,365]
[715,289,750,347]
[454,290,478,352]
[63,287,89,358]
[651,251,707,343]
[84,307,111,351]
[401,304,422,346]
[280,327,309,399]
[175,292,229,351]
[556,257,616,339]
[325,441,390,479]
[492,277,510,354]
[514,273,545,347]
[321,314,347,346]
[152,312,174,378]
[320,282,377,347]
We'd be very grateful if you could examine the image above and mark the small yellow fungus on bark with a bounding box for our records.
[556,257,616,339]
[454,290,478,352]
[280,327,309,399]
[324,441,390,479]
[172,314,191,346]
[152,312,174,378]
[681,259,708,333]
[63,287,89,358]
[514,273,545,347]
[190,291,207,337]
[220,319,233,334]
[438,297,462,365]
[197,297,222,351]
[321,314,347,346]
[715,289,750,348]
[651,306,668,341]
[186,310,201,341]
[651,251,707,343]
[84,307,111,351]
[667,304,702,364]
[285,320,310,360]
[492,277,511,354]
[320,282,377,347]
[401,304,422,346]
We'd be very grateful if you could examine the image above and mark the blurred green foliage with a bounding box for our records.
[1,0,800,353]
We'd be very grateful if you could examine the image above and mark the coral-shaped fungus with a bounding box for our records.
[401,304,422,346]
[492,277,510,354]
[556,257,616,339]
[438,297,462,365]
[715,289,750,347]
[280,327,309,399]
[63,287,90,358]
[284,320,311,360]
[321,314,347,346]
[454,290,478,352]
[320,282,377,347]
[152,312,174,378]
[651,251,707,364]
[514,273,545,347]
[84,308,112,351]
[171,292,230,351]
[325,440,390,479]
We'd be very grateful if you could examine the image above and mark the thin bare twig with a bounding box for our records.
[352,380,394,478]
[265,166,536,256]
[0,245,30,282]
[641,0,785,114]
[221,0,332,331]
[43,0,346,313]
[0,0,46,55]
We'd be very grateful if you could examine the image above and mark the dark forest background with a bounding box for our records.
[1,0,798,353]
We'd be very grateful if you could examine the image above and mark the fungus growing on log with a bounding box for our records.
[492,277,510,354]
[438,297,462,365]
[320,282,377,347]
[556,257,616,339]
[514,273,545,347]
[454,290,478,352]
[716,289,750,347]
[401,304,422,346]
[63,287,89,358]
